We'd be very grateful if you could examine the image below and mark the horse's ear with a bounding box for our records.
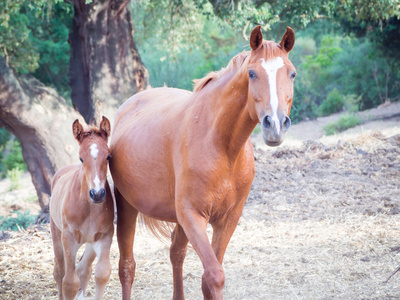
[250,25,263,51]
[279,26,295,53]
[100,116,111,140]
[72,119,84,143]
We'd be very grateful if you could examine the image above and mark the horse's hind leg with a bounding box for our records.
[50,219,64,300]
[115,188,139,300]
[76,244,96,298]
[170,224,189,300]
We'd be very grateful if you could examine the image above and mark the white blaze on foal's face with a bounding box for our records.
[90,143,99,159]
[260,57,285,134]
[89,143,101,192]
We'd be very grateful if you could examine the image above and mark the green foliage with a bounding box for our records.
[133,1,244,89]
[0,210,36,231]
[0,0,71,96]
[323,114,361,135]
[7,167,23,191]
[0,136,27,175]
[318,88,344,116]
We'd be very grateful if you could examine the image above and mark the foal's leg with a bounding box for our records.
[61,230,81,300]
[116,188,139,300]
[50,219,64,300]
[202,201,246,299]
[93,234,113,300]
[170,224,189,300]
[76,244,96,299]
[176,208,225,300]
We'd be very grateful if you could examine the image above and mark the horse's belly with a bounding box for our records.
[110,130,177,221]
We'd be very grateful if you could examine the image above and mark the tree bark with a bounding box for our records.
[0,56,80,209]
[69,0,149,125]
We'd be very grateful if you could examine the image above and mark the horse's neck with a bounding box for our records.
[200,70,256,157]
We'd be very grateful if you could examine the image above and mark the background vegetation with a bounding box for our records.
[0,0,399,180]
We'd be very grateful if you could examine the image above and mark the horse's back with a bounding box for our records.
[114,87,191,132]
[110,87,192,220]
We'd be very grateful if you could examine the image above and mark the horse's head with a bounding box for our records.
[247,26,296,146]
[72,116,111,203]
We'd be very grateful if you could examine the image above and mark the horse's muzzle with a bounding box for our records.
[261,114,291,147]
[89,188,106,203]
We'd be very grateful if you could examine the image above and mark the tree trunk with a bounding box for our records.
[69,0,149,125]
[0,56,80,209]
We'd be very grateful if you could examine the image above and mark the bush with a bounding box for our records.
[318,88,344,116]
[7,167,23,191]
[0,129,27,177]
[323,114,361,135]
[0,210,36,231]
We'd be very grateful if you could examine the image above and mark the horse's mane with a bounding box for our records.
[82,126,105,139]
[193,41,282,92]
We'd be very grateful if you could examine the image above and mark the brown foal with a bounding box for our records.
[50,117,114,300]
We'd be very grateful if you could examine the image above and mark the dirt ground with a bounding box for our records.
[1,103,400,299]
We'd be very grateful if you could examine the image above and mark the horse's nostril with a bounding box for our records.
[262,115,272,129]
[283,116,291,130]
[100,188,106,199]
[89,189,95,200]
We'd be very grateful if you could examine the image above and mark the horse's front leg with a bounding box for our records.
[202,198,247,298]
[176,203,225,300]
[61,230,81,300]
[116,188,139,300]
[93,233,113,300]
[170,224,189,300]
[76,244,96,298]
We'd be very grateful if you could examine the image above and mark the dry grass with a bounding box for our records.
[1,130,400,299]
[1,214,400,299]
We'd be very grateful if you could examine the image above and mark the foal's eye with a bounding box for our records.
[79,157,83,163]
[290,71,297,79]
[248,70,256,80]
[107,154,111,161]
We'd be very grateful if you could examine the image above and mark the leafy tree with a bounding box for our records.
[0,0,149,210]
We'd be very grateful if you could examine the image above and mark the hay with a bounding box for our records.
[1,130,400,299]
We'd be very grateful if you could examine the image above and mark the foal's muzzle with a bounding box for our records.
[89,188,106,203]
[261,114,291,147]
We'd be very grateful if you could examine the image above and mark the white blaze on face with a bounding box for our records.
[93,174,101,192]
[90,143,101,192]
[260,57,285,134]
[90,143,99,159]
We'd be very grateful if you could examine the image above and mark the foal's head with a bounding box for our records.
[72,117,111,203]
[247,26,296,146]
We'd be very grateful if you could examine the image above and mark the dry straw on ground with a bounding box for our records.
[1,131,400,299]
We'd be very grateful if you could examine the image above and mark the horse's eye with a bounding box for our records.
[248,70,256,80]
[79,157,83,163]
[107,154,111,161]
[290,71,297,79]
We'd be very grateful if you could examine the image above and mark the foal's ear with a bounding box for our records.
[279,26,295,53]
[250,25,263,51]
[72,119,84,142]
[100,116,111,140]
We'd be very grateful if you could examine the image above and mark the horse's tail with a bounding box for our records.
[138,213,175,244]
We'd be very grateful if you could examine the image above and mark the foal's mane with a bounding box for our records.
[193,41,282,92]
[81,126,107,141]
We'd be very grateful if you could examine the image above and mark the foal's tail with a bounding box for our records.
[138,213,175,244]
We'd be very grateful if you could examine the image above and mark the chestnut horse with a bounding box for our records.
[50,117,114,300]
[110,26,296,299]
